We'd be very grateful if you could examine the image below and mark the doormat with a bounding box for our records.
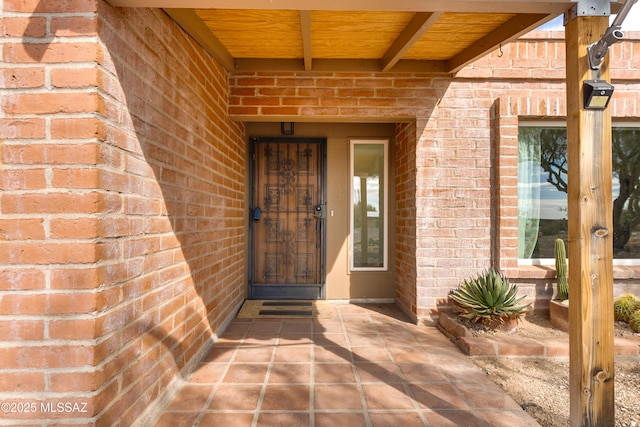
[237,300,333,319]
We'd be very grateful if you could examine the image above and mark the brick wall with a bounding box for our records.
[2,4,639,423]
[228,31,640,319]
[229,73,443,122]
[1,1,245,425]
[448,32,640,313]
[394,121,417,319]
[1,0,104,422]
[228,72,498,319]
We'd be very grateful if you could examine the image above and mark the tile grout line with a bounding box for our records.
[309,318,316,427]
[423,333,494,427]
[155,304,544,427]
[251,319,282,427]
[192,322,246,427]
[341,306,374,427]
[377,319,424,426]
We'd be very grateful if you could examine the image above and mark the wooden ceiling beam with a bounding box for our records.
[300,11,313,71]
[109,0,575,15]
[381,12,442,72]
[446,13,550,73]
[164,8,235,71]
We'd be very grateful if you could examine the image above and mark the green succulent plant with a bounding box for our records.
[554,239,569,301]
[629,309,640,333]
[449,269,531,324]
[614,293,640,323]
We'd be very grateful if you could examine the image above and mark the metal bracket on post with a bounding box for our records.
[564,0,639,69]
[564,0,611,25]
[588,27,624,69]
[587,0,638,69]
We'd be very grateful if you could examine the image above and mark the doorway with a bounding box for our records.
[249,138,327,299]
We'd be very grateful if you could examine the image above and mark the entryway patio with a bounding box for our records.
[153,303,540,426]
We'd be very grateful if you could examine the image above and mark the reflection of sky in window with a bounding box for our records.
[523,165,622,220]
[353,177,380,216]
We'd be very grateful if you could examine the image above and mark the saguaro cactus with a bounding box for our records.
[554,238,569,301]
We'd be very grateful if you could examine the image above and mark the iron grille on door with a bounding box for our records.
[249,138,326,299]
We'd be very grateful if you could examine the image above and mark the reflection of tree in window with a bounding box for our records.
[612,129,640,251]
[519,126,640,259]
[539,128,568,194]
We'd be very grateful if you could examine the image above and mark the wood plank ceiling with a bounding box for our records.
[106,0,580,73]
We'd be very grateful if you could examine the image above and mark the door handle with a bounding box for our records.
[252,207,261,221]
[313,204,324,219]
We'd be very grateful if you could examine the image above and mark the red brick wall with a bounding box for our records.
[228,31,640,318]
[452,32,640,312]
[1,1,246,425]
[1,0,103,421]
[229,73,497,319]
[413,85,496,317]
[2,3,639,422]
[394,122,417,319]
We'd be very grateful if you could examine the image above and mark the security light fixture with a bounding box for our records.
[583,80,614,110]
[281,122,294,135]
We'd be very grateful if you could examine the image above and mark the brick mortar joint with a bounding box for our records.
[3,86,101,96]
[1,9,97,17]
[0,313,96,323]
[1,133,99,142]
[5,35,100,43]
[0,337,98,348]
[0,390,98,399]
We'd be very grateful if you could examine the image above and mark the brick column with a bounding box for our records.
[1,0,103,423]
[1,1,247,425]
[394,122,418,319]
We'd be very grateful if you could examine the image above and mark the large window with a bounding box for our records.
[518,123,640,262]
[350,140,388,270]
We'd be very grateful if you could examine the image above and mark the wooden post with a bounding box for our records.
[565,11,615,427]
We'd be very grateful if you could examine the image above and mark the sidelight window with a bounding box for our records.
[350,139,388,270]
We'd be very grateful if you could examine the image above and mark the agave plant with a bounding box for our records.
[449,269,531,324]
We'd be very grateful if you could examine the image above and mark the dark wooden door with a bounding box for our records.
[249,138,326,299]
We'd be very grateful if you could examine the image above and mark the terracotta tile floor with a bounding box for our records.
[155,303,540,427]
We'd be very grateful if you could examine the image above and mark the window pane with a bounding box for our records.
[518,125,640,260]
[612,127,640,258]
[518,127,568,258]
[352,142,386,268]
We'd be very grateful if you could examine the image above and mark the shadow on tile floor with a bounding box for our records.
[153,303,540,427]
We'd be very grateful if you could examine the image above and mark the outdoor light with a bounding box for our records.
[280,122,294,135]
[583,80,614,110]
